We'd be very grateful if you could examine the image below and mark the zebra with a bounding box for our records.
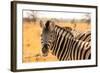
[40,20,91,61]
[40,20,74,56]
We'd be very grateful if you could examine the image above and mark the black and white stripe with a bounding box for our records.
[75,31,91,42]
[51,35,91,60]
[40,20,91,61]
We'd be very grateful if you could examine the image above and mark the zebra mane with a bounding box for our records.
[63,26,72,31]
[55,25,74,38]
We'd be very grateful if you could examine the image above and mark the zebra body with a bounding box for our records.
[51,36,91,60]
[40,20,91,61]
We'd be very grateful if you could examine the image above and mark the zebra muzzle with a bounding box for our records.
[42,44,49,57]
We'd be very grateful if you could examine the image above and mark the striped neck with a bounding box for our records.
[50,25,74,60]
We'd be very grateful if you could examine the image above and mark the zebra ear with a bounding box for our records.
[49,21,55,31]
[40,20,45,28]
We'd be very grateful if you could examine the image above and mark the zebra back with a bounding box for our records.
[63,26,91,42]
[75,31,91,42]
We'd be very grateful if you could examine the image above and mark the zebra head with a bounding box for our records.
[40,20,57,57]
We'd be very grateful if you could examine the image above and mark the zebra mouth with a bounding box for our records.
[42,51,48,57]
[42,53,48,57]
[42,45,49,57]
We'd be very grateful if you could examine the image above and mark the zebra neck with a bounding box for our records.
[50,26,74,60]
[51,31,71,60]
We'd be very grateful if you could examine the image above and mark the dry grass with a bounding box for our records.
[22,21,90,63]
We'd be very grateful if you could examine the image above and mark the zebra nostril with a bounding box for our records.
[42,48,46,54]
[42,44,49,57]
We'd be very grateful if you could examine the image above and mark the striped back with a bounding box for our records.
[75,31,91,42]
[63,26,91,42]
